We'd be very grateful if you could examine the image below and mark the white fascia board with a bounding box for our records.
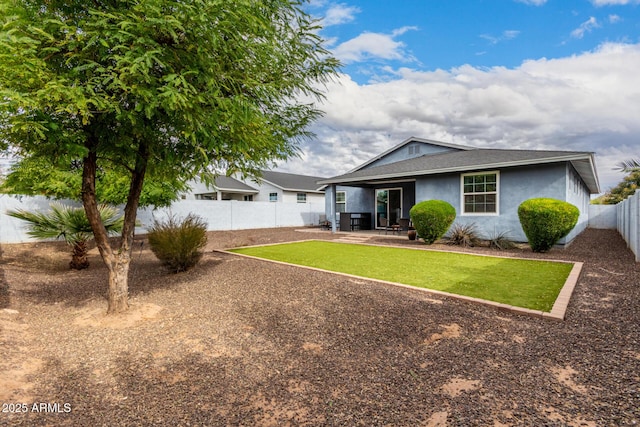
[320,154,595,186]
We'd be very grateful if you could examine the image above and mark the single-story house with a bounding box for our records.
[184,175,259,201]
[317,137,600,244]
[242,170,326,204]
[184,170,326,204]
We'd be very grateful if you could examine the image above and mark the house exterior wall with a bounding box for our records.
[248,181,282,202]
[324,186,374,224]
[281,191,324,204]
[565,163,591,243]
[366,143,458,169]
[415,163,571,242]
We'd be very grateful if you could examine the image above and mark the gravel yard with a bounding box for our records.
[0,227,638,426]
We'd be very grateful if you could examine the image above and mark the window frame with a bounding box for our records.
[296,193,307,203]
[269,192,278,202]
[460,171,500,216]
[335,191,346,213]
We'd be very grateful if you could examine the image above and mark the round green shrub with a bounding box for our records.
[147,213,208,273]
[517,198,579,252]
[409,200,456,244]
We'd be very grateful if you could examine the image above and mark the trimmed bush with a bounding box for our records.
[409,200,456,244]
[147,213,208,273]
[517,198,579,252]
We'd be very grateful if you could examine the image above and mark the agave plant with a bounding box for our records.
[7,203,123,270]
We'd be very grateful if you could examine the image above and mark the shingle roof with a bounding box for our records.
[318,148,600,193]
[259,170,326,193]
[213,176,258,193]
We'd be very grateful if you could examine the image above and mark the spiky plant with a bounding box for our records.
[489,230,517,250]
[7,203,123,269]
[616,159,640,172]
[445,222,481,247]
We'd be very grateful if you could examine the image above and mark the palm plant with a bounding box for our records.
[616,159,640,172]
[7,203,123,269]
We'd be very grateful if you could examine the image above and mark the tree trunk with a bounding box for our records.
[81,134,149,315]
[69,240,89,270]
[107,251,131,314]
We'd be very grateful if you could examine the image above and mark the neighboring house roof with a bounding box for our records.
[318,148,600,193]
[256,170,326,193]
[349,136,474,173]
[212,176,258,194]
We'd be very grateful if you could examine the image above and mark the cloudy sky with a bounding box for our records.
[277,0,640,194]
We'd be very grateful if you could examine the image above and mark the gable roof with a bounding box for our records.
[257,170,326,193]
[349,136,473,173]
[209,176,259,194]
[318,148,600,193]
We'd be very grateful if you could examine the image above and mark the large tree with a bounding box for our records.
[0,0,339,313]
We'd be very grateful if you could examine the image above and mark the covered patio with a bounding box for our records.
[323,180,416,233]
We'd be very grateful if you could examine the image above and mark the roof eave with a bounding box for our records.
[319,154,599,187]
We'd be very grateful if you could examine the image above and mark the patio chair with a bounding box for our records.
[379,217,400,235]
[318,214,331,230]
[398,218,410,232]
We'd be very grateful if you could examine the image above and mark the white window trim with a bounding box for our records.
[269,192,278,202]
[297,193,307,203]
[336,191,346,212]
[460,171,500,216]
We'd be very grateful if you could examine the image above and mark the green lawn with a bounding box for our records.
[229,241,575,312]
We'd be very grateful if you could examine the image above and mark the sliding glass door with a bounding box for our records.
[376,188,402,228]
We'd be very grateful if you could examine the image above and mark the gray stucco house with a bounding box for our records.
[318,137,600,244]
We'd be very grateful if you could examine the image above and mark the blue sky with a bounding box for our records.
[314,0,639,83]
[278,0,640,193]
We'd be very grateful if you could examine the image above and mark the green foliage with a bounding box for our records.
[592,170,640,205]
[147,213,208,273]
[7,203,123,246]
[409,200,456,245]
[0,0,338,310]
[1,155,189,207]
[445,222,481,247]
[517,198,579,252]
[0,0,340,182]
[7,203,123,269]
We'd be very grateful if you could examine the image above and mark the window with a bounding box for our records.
[461,172,499,214]
[297,193,307,203]
[336,191,346,213]
[269,192,278,202]
[243,195,253,201]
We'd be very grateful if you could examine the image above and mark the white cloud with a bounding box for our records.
[571,17,600,39]
[608,14,622,23]
[332,27,418,63]
[282,42,640,193]
[514,0,548,5]
[480,30,521,45]
[591,0,640,5]
[321,3,360,27]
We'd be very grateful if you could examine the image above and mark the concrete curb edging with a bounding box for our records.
[218,241,583,321]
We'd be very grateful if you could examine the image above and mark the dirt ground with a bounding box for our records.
[0,227,638,426]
